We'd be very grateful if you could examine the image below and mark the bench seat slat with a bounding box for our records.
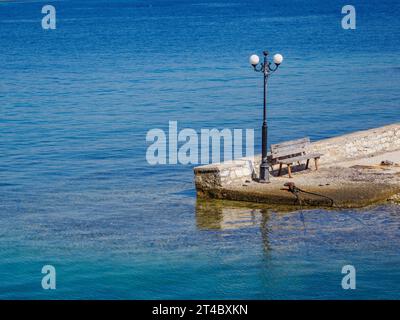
[271,138,311,159]
[276,153,323,164]
[271,143,309,154]
[272,147,307,158]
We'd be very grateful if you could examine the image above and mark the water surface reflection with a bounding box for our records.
[195,199,309,252]
[195,199,400,254]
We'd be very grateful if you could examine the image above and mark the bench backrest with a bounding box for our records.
[271,137,310,160]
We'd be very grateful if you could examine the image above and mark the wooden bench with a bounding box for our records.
[271,137,323,178]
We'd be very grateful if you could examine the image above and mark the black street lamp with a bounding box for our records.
[249,51,283,183]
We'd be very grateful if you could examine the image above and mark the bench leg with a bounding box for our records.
[305,159,310,169]
[287,164,293,178]
[314,157,319,171]
[278,163,283,176]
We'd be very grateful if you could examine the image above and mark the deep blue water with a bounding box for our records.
[0,0,399,299]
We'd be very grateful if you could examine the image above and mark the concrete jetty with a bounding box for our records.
[194,123,400,208]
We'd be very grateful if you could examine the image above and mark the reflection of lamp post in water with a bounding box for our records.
[249,51,283,183]
[260,208,271,252]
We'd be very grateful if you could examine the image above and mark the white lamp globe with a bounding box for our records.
[273,53,283,65]
[249,54,260,66]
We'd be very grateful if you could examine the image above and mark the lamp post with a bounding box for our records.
[249,51,283,183]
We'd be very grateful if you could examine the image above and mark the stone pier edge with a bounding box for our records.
[194,123,400,203]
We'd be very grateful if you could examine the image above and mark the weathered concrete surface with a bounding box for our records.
[198,167,400,208]
[194,124,400,208]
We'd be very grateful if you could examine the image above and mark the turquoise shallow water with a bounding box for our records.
[0,0,400,299]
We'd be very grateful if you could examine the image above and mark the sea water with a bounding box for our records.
[0,0,399,299]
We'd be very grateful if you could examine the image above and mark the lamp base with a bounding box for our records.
[259,162,270,183]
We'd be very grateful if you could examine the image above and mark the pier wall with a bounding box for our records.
[194,123,400,193]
